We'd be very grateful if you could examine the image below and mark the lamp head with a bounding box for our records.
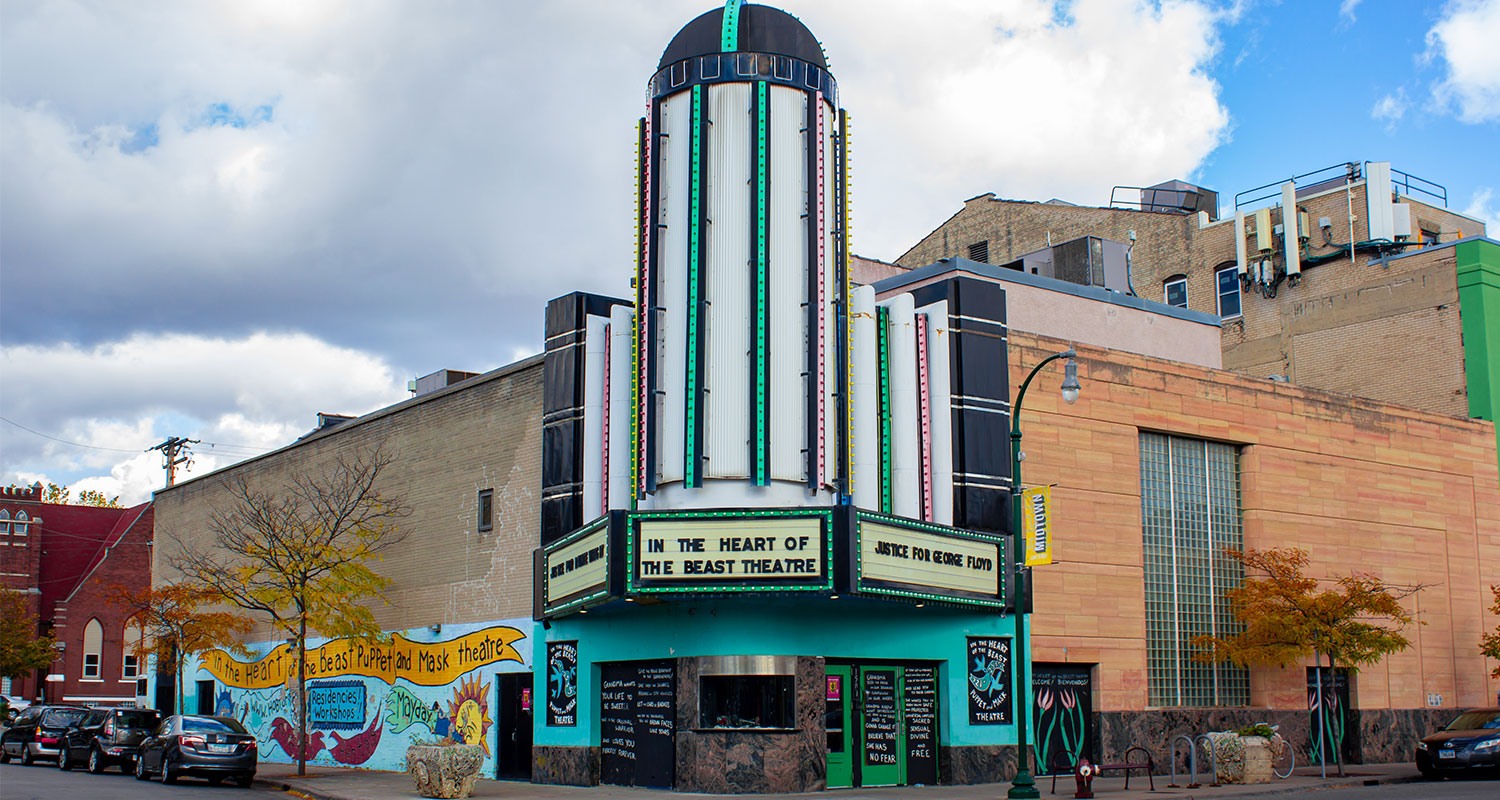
[1060,353,1081,405]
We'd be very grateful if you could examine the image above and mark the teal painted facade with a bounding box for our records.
[533,598,1026,751]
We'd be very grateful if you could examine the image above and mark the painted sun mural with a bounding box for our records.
[448,673,494,756]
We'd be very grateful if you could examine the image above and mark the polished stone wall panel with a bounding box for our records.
[531,745,598,786]
[939,744,1018,784]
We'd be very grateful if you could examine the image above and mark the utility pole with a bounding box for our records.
[148,437,199,487]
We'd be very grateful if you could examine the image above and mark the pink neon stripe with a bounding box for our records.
[814,92,827,487]
[916,313,933,521]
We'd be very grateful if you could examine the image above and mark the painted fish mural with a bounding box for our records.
[327,714,384,765]
[270,717,327,761]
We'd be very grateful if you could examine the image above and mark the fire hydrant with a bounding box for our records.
[1073,757,1096,799]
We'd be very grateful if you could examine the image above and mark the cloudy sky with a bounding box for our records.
[3,0,1498,505]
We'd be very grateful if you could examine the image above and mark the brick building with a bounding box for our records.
[152,360,543,778]
[0,484,154,707]
[894,163,1498,443]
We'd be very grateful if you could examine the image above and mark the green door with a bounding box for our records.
[859,667,905,787]
[825,666,853,789]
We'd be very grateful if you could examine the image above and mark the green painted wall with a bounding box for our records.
[1457,238,1500,459]
[533,596,1025,750]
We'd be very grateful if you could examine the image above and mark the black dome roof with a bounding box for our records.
[658,4,827,70]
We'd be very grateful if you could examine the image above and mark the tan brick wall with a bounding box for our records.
[1011,330,1500,713]
[899,182,1488,418]
[154,358,543,640]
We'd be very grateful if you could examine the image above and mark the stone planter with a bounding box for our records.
[407,744,484,799]
[1203,732,1273,784]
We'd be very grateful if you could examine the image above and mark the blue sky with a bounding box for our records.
[1,0,1496,503]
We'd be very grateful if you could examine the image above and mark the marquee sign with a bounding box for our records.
[627,509,834,593]
[854,511,1005,607]
[541,517,613,616]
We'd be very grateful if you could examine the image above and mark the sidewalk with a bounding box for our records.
[253,762,1423,800]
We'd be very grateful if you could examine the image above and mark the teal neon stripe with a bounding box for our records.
[685,85,704,487]
[721,0,743,52]
[877,307,892,514]
[754,81,769,485]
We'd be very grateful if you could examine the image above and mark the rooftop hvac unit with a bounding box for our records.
[1004,236,1132,294]
[1139,179,1219,221]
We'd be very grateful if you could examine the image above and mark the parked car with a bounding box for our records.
[58,706,163,773]
[1416,707,1500,778]
[134,714,257,787]
[0,704,88,765]
[1,694,32,723]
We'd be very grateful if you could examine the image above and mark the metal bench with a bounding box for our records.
[1049,747,1156,794]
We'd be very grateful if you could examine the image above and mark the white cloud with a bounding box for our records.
[813,0,1231,257]
[1,331,406,504]
[1463,188,1500,236]
[1339,0,1363,25]
[1426,0,1500,123]
[1371,89,1408,127]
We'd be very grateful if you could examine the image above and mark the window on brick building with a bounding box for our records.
[0,509,9,534]
[1163,275,1187,308]
[478,489,494,532]
[1140,432,1248,707]
[83,618,103,679]
[1216,265,1242,319]
[1420,228,1440,246]
[123,617,143,679]
[967,240,990,264]
[13,510,28,535]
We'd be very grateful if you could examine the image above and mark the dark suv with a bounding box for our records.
[0,704,88,765]
[58,706,163,773]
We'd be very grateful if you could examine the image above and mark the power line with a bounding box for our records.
[0,416,143,453]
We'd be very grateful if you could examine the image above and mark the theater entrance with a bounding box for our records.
[825,663,938,789]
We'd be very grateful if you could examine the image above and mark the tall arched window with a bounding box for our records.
[0,509,10,534]
[122,617,144,680]
[82,618,103,679]
[13,510,28,535]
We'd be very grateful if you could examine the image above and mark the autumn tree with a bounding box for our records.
[168,447,409,776]
[108,583,254,713]
[1481,585,1500,678]
[1,589,57,682]
[1194,547,1419,776]
[40,483,122,507]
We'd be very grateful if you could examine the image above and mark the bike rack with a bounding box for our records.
[1167,734,1197,788]
[1194,734,1222,787]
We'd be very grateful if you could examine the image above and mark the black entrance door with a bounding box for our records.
[494,673,533,780]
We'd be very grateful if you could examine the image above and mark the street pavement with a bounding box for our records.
[251,761,1432,800]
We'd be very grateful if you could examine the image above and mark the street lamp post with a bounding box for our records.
[1007,348,1080,800]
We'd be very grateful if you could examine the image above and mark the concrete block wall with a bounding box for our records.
[1008,329,1500,716]
[154,357,544,638]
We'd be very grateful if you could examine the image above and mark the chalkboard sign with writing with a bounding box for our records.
[863,669,899,766]
[904,666,938,784]
[600,661,676,788]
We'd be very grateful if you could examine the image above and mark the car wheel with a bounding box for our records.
[57,745,71,770]
[160,756,177,784]
[88,746,105,774]
[20,743,34,766]
[0,745,10,765]
[234,773,255,788]
[135,754,151,781]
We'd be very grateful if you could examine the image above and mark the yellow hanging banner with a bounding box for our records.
[1021,486,1053,566]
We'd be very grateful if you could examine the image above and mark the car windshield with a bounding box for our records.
[42,708,87,727]
[182,716,247,733]
[115,710,160,728]
[1444,710,1500,731]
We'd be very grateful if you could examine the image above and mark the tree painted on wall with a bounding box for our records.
[168,446,410,777]
[1193,547,1421,776]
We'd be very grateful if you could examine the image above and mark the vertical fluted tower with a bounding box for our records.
[633,1,850,509]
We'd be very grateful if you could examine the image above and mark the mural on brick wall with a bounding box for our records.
[190,621,530,772]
